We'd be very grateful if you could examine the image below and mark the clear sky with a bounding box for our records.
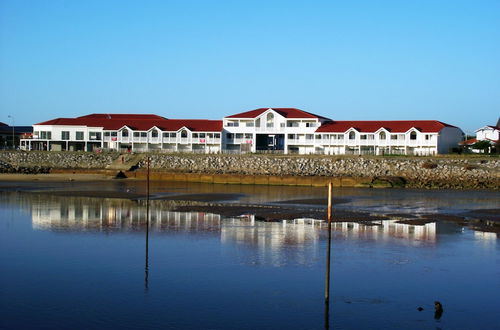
[0,0,499,134]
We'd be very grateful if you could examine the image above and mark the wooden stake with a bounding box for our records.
[145,157,150,290]
[325,181,333,306]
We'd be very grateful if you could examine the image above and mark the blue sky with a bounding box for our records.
[0,0,499,134]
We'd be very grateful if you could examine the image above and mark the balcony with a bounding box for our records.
[287,138,315,145]
[254,126,285,132]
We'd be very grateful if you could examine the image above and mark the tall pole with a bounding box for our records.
[145,156,150,290]
[324,182,333,329]
[8,115,14,149]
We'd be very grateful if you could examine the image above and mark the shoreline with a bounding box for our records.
[1,178,499,233]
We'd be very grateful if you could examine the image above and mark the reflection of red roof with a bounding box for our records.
[315,120,456,133]
[35,114,222,132]
[226,108,331,120]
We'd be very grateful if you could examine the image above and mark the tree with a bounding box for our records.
[472,140,492,153]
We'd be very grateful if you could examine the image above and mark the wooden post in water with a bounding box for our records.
[144,157,150,290]
[324,181,333,328]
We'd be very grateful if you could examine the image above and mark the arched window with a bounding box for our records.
[266,113,274,127]
[349,131,356,140]
[151,129,158,138]
[181,130,188,138]
[379,132,386,140]
[121,129,129,137]
[410,131,417,140]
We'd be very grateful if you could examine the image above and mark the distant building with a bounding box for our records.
[20,108,464,155]
[0,122,33,149]
[460,119,499,153]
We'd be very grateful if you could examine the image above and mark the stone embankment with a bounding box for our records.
[1,151,499,189]
[139,154,499,189]
[0,151,117,173]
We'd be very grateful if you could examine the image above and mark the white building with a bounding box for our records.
[22,114,222,153]
[475,125,499,143]
[222,108,463,155]
[21,108,464,155]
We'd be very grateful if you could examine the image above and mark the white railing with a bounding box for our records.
[226,138,253,144]
[287,138,315,145]
[255,126,285,132]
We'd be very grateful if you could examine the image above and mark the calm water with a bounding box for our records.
[0,183,499,330]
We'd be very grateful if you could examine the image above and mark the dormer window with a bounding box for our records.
[410,131,417,140]
[379,132,386,140]
[349,131,356,140]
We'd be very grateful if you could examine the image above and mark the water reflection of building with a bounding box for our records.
[29,194,436,245]
[328,220,436,243]
[31,197,222,232]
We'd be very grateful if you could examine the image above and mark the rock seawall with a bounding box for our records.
[0,151,117,172]
[141,154,499,189]
[1,151,498,189]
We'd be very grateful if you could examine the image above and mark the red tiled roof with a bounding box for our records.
[459,138,477,145]
[226,108,331,120]
[315,120,457,133]
[35,114,222,132]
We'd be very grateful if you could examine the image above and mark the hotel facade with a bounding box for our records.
[21,108,464,155]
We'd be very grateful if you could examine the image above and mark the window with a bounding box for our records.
[133,132,140,137]
[170,133,176,138]
[266,113,274,127]
[236,133,243,139]
[245,122,254,127]
[425,134,431,140]
[315,134,321,139]
[214,133,220,138]
[104,132,110,137]
[180,130,187,138]
[244,133,252,139]
[391,134,398,140]
[306,134,314,140]
[162,133,169,137]
[349,131,356,140]
[337,134,344,140]
[226,121,239,127]
[200,133,206,138]
[360,135,367,140]
[140,132,147,137]
[379,132,386,140]
[75,131,84,140]
[89,132,101,140]
[61,131,70,140]
[192,133,199,138]
[40,131,51,139]
[150,130,157,138]
[121,130,129,137]
[410,131,417,140]
[288,134,295,139]
[111,132,117,137]
[226,133,234,139]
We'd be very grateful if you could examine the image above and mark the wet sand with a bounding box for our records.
[0,173,114,182]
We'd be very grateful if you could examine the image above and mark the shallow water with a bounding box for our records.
[0,185,499,329]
